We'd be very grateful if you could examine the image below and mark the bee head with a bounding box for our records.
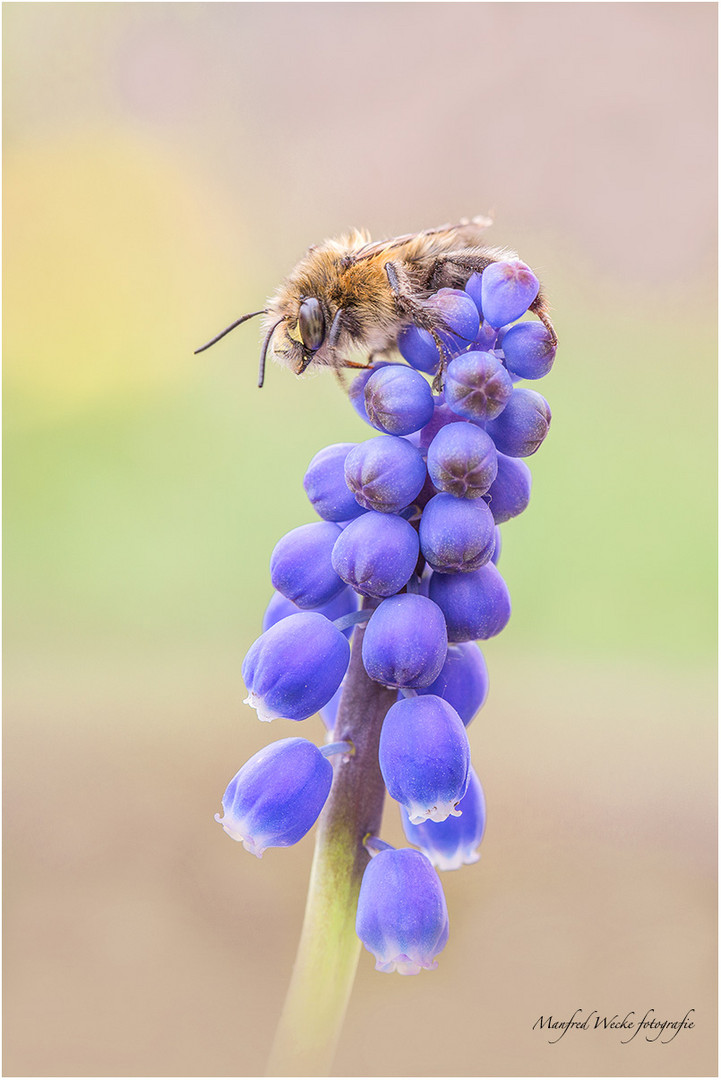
[283,297,326,374]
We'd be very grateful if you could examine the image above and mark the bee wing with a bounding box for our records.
[351,216,493,263]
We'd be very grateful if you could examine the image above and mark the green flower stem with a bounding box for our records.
[267,608,397,1077]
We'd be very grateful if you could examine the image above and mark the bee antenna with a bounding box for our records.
[258,317,285,389]
[194,309,267,355]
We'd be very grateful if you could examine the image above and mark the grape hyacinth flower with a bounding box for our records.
[242,611,350,721]
[379,694,471,823]
[401,767,487,871]
[211,240,557,1072]
[215,738,334,856]
[356,845,449,974]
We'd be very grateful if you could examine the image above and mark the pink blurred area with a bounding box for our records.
[3,4,716,1077]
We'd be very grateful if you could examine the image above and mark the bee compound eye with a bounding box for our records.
[298,298,325,351]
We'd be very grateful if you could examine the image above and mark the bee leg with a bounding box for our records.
[384,261,438,333]
[428,252,497,291]
[529,296,558,346]
[430,331,450,394]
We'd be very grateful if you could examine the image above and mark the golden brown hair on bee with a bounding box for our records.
[195,218,555,387]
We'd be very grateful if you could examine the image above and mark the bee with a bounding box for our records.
[195,217,556,388]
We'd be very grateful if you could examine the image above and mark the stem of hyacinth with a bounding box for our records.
[266,599,397,1077]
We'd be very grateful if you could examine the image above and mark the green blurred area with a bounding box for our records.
[5,273,716,668]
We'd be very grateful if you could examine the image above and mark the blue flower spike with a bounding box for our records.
[214,238,556,991]
[242,611,350,721]
[356,843,449,975]
[401,766,487,871]
[379,694,470,823]
[215,737,334,857]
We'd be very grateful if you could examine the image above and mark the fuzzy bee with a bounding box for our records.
[196,218,556,388]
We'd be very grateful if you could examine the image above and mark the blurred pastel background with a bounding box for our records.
[3,3,716,1077]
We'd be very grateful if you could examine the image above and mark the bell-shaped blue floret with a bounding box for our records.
[484,387,551,458]
[379,694,470,823]
[331,511,419,598]
[364,365,435,436]
[500,322,556,380]
[348,362,400,424]
[422,288,480,344]
[262,586,359,636]
[242,611,350,722]
[401,767,486,870]
[215,737,333,857]
[417,642,488,726]
[419,492,496,573]
[480,260,540,328]
[444,351,514,422]
[362,594,448,689]
[302,443,365,522]
[397,324,440,374]
[356,848,449,974]
[426,421,498,499]
[344,435,427,514]
[429,563,511,643]
[270,521,346,609]
[485,453,532,524]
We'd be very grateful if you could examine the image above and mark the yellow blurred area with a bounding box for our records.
[4,134,243,409]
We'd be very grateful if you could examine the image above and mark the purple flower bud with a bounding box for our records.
[429,563,511,642]
[468,321,499,353]
[419,492,496,573]
[401,766,486,870]
[345,435,427,514]
[464,272,484,315]
[270,521,346,609]
[362,593,448,688]
[480,260,540,328]
[262,586,359,638]
[417,642,489,726]
[356,848,449,974]
[484,387,551,457]
[303,443,365,522]
[485,452,532,523]
[417,402,463,451]
[380,694,470,823]
[500,322,556,380]
[331,511,419,598]
[242,611,350,721]
[426,421,498,498]
[444,351,514,422]
[349,361,401,424]
[397,324,440,374]
[422,288,480,343]
[215,737,333,856]
[365,366,435,436]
